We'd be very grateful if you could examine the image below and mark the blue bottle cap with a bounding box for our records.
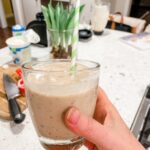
[12,25,26,32]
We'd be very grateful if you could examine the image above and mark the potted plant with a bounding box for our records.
[42,1,84,59]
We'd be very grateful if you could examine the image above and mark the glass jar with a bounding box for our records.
[48,29,74,59]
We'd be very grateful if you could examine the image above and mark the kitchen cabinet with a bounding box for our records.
[11,0,25,25]
[0,0,7,28]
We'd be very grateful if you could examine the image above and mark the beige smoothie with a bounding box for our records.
[24,61,99,145]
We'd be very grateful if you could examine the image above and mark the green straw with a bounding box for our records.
[70,0,80,75]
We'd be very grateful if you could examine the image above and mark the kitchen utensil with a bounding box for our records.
[0,65,27,120]
[3,74,25,124]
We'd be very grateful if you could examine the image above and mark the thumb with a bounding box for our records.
[65,107,116,148]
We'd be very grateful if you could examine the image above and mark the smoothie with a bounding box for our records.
[23,60,99,147]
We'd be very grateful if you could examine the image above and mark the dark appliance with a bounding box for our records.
[131,85,150,149]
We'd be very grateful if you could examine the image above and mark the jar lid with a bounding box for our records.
[12,24,26,32]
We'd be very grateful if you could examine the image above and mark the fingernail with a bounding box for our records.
[67,107,80,125]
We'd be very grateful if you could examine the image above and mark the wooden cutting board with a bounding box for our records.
[0,64,27,120]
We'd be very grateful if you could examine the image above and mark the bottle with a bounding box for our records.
[26,12,48,47]
[91,0,110,35]
[12,24,26,36]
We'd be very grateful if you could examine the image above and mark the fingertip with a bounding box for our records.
[64,106,110,147]
[65,107,80,127]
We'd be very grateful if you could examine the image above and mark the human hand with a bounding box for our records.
[64,88,145,150]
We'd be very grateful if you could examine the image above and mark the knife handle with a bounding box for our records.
[9,98,26,124]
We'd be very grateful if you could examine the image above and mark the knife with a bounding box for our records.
[3,74,25,124]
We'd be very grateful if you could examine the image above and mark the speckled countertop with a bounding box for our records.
[0,29,150,150]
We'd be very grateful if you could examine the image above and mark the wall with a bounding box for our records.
[79,0,132,24]
[22,0,41,25]
[110,0,132,15]
[80,0,93,24]
[3,0,13,17]
[109,0,117,13]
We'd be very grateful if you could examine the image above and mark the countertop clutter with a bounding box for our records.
[0,29,150,150]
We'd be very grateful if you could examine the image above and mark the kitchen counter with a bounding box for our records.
[0,29,150,150]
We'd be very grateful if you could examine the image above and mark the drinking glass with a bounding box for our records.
[22,59,100,150]
[91,0,110,35]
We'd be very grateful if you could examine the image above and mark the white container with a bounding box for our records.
[6,36,31,65]
[12,24,26,36]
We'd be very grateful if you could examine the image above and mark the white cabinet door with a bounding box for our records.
[0,0,7,28]
[22,0,41,25]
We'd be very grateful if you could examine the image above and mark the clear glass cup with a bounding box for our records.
[91,0,110,35]
[48,29,74,59]
[22,59,100,150]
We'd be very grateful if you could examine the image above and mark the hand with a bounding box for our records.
[64,88,145,150]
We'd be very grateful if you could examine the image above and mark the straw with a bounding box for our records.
[70,0,80,75]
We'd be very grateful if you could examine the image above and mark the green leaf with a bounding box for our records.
[65,5,85,30]
[41,5,51,29]
[42,2,85,49]
[60,9,68,31]
[80,4,85,14]
[59,9,68,47]
[48,3,56,29]
[60,2,64,14]
[65,7,75,29]
[55,3,60,30]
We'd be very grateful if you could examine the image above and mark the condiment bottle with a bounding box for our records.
[12,24,25,36]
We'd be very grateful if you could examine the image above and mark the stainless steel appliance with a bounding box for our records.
[131,85,150,148]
